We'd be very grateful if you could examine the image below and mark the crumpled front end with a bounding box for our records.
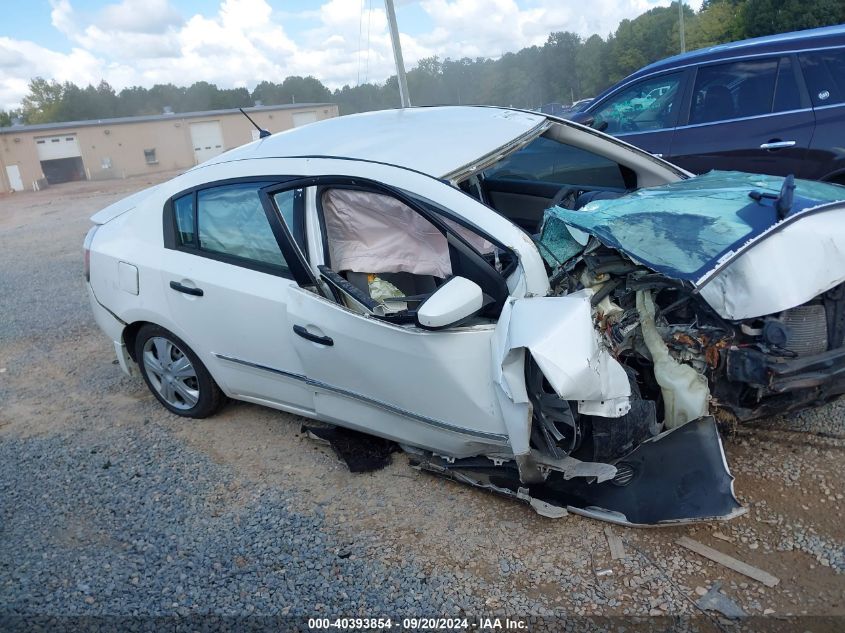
[536,172,845,426]
[423,284,743,525]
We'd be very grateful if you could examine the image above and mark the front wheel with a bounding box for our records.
[134,324,225,418]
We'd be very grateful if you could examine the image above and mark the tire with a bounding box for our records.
[134,324,225,418]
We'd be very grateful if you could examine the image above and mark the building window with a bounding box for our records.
[101,157,112,170]
[144,149,157,165]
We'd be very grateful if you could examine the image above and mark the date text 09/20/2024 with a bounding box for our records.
[307,617,527,630]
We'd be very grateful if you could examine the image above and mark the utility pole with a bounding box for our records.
[384,0,411,107]
[678,1,686,54]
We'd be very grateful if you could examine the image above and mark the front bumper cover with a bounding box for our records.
[414,416,744,526]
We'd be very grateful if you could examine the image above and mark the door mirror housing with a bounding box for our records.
[569,111,595,127]
[416,277,485,330]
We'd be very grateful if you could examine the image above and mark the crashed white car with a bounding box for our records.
[85,106,845,525]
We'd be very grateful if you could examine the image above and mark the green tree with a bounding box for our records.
[687,1,744,50]
[21,77,64,123]
[740,0,845,38]
[0,110,10,127]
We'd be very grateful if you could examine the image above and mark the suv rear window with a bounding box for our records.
[799,48,845,106]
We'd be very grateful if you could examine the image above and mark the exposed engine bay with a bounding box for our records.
[529,200,845,468]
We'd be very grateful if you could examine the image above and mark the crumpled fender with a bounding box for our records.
[491,292,631,456]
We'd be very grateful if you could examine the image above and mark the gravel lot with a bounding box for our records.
[1,175,844,626]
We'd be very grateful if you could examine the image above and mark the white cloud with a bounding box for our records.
[0,0,704,110]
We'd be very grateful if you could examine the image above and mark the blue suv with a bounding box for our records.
[570,25,845,183]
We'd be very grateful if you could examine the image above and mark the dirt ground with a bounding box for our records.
[1,174,843,622]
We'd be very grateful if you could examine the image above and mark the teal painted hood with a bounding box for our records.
[539,171,845,283]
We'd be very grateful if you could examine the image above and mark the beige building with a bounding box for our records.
[0,103,338,193]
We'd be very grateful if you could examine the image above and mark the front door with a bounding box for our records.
[263,180,510,457]
[285,286,505,456]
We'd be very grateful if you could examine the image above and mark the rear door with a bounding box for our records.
[668,56,815,177]
[587,70,687,158]
[159,180,315,412]
[798,48,845,181]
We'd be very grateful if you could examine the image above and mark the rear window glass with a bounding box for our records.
[799,48,845,106]
[483,136,626,189]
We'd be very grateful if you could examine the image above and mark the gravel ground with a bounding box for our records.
[1,176,844,626]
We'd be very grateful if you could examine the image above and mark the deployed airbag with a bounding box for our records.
[322,188,452,278]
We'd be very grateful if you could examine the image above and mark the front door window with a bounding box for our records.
[593,73,683,134]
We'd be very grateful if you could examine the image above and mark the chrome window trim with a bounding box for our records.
[813,102,845,112]
[214,353,510,443]
[616,127,673,137]
[674,107,814,131]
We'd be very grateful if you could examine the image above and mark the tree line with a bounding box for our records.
[2,0,843,127]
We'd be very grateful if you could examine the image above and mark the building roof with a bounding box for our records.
[207,105,548,178]
[0,103,335,135]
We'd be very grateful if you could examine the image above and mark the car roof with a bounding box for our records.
[592,24,845,102]
[204,106,547,178]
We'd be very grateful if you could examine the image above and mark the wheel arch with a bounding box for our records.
[122,320,151,362]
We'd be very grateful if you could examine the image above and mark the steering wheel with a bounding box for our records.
[550,186,580,210]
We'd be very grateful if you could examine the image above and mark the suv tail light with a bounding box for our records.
[83,225,100,282]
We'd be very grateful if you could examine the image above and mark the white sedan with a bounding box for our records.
[85,106,845,525]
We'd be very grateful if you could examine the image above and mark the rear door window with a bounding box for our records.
[772,56,805,112]
[197,183,286,268]
[799,48,845,106]
[689,58,778,124]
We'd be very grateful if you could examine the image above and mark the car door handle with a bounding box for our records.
[169,280,204,296]
[293,325,333,346]
[760,140,796,150]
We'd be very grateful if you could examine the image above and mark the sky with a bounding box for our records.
[0,0,703,110]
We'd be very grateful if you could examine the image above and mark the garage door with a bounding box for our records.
[292,111,318,127]
[190,121,225,164]
[35,134,82,161]
[36,133,85,184]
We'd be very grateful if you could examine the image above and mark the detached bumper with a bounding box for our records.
[414,417,744,526]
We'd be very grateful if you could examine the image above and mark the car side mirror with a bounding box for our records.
[416,277,485,330]
[569,111,595,127]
